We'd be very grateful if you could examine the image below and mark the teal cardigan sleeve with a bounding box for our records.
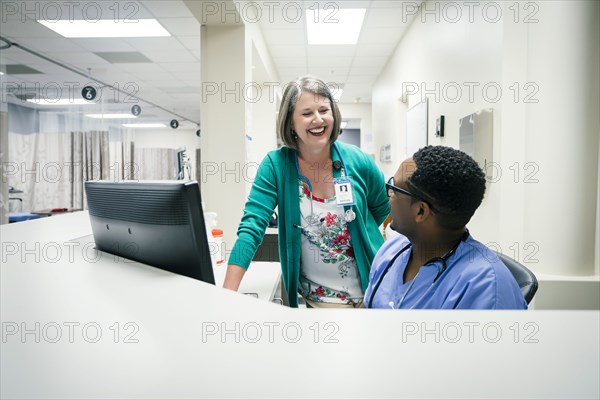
[228,154,278,269]
[359,150,389,226]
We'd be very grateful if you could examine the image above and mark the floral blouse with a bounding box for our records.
[297,181,363,305]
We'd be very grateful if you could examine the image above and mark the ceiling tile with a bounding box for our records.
[25,63,74,74]
[358,27,404,44]
[351,56,389,68]
[331,1,371,8]
[0,48,45,64]
[168,93,201,102]
[5,65,43,74]
[273,57,308,68]
[158,17,200,36]
[141,0,195,18]
[124,37,187,52]
[11,37,87,53]
[102,71,137,82]
[306,67,349,81]
[367,1,405,7]
[343,82,378,92]
[278,68,311,82]
[0,0,414,126]
[347,73,379,82]
[113,63,168,74]
[307,45,356,58]
[268,45,306,59]
[159,63,200,74]
[142,91,175,103]
[261,29,305,45]
[69,0,154,20]
[0,19,62,38]
[0,54,19,64]
[348,66,383,76]
[177,36,201,50]
[49,52,111,65]
[309,57,355,69]
[355,43,396,58]
[253,6,306,29]
[144,51,198,63]
[152,83,193,91]
[363,7,411,28]
[95,52,152,63]
[7,75,81,87]
[70,38,137,52]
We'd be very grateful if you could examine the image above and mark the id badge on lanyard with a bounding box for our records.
[334,177,355,206]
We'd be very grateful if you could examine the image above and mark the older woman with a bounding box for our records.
[223,76,389,308]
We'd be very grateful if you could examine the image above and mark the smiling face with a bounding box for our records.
[291,91,334,152]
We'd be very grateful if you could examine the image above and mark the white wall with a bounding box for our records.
[338,102,373,153]
[372,1,599,307]
[0,111,8,224]
[244,82,277,199]
[245,22,281,194]
[373,3,502,180]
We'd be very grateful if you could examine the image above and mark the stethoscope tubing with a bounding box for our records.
[367,232,468,309]
[294,142,347,193]
[366,243,411,308]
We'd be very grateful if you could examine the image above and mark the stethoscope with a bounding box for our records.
[366,230,469,309]
[294,142,352,225]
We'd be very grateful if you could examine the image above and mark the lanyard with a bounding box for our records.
[294,142,347,193]
[294,143,352,225]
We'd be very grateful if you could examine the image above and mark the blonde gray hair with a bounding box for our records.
[277,76,342,150]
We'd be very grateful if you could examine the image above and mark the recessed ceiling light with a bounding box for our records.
[123,123,167,128]
[86,114,138,119]
[0,71,4,75]
[306,9,366,45]
[340,121,348,129]
[27,99,95,105]
[37,19,170,38]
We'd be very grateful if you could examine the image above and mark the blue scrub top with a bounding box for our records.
[365,233,528,309]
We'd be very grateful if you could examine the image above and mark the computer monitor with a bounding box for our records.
[175,147,186,180]
[84,180,215,284]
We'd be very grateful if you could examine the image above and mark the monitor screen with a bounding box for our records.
[84,180,215,284]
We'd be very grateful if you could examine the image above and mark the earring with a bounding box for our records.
[292,130,298,139]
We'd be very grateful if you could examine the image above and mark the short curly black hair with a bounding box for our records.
[408,146,486,229]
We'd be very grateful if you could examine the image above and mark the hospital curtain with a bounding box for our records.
[133,148,176,180]
[7,130,134,212]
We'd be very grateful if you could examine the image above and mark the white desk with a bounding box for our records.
[1,211,281,301]
[1,213,599,399]
[213,262,281,301]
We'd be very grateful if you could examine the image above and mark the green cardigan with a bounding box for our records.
[229,142,390,307]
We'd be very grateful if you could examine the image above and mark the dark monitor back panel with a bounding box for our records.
[85,180,215,284]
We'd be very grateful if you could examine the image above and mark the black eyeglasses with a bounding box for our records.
[386,177,438,212]
[386,177,420,199]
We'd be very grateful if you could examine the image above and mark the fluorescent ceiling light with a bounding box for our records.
[306,9,366,45]
[340,121,348,129]
[37,19,170,38]
[123,123,167,128]
[27,99,95,105]
[86,114,138,119]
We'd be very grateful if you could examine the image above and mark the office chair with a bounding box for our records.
[498,253,538,304]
